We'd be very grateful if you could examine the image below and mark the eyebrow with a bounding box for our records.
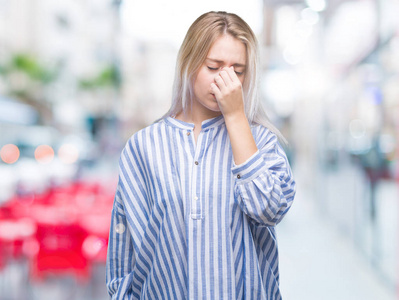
[206,58,246,68]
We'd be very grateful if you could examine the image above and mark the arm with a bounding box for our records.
[106,138,150,299]
[211,66,257,165]
[211,67,295,226]
[232,130,296,226]
[106,185,136,299]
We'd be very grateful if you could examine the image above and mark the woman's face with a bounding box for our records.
[192,34,247,119]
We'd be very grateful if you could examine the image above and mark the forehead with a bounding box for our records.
[207,35,246,65]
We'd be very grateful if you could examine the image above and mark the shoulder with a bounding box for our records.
[122,119,167,158]
[250,123,278,149]
[127,119,166,145]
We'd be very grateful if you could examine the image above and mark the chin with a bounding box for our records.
[205,103,221,113]
[194,97,221,114]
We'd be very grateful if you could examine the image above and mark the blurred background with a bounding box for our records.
[0,0,398,299]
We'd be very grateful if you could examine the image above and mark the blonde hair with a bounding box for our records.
[164,11,285,143]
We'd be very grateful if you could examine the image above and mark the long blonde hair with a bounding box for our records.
[164,11,285,142]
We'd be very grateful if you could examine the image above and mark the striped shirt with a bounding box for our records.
[106,115,296,299]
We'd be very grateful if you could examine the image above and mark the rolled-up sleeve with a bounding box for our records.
[232,128,296,227]
[106,183,136,299]
[106,137,149,299]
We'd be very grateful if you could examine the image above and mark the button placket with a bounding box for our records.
[190,131,204,220]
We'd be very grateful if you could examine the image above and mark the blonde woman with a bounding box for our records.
[106,11,296,300]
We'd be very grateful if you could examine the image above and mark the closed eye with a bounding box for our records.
[208,66,244,76]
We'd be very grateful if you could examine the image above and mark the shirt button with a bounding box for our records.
[115,223,126,234]
[195,161,199,165]
[237,174,241,179]
[194,196,198,201]
[187,132,191,136]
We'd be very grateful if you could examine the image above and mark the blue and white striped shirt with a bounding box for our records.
[106,115,296,299]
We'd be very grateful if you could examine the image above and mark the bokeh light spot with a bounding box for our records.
[82,235,107,258]
[0,144,20,164]
[349,119,366,139]
[58,144,79,164]
[34,145,54,164]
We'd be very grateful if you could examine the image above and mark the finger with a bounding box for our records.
[210,83,222,100]
[214,75,227,92]
[225,66,239,83]
[226,66,244,92]
[219,70,233,87]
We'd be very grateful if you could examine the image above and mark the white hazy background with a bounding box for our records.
[121,0,264,47]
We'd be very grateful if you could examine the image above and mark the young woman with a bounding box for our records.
[106,11,296,300]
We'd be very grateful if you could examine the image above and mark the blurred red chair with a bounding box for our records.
[0,240,5,271]
[1,178,114,285]
[79,211,111,263]
[29,205,89,282]
[74,182,113,264]
[0,217,37,299]
[0,218,37,261]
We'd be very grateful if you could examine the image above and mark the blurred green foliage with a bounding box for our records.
[0,53,58,83]
[0,53,120,124]
[0,53,60,123]
[79,64,120,90]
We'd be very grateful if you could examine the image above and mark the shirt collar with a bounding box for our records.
[164,115,225,130]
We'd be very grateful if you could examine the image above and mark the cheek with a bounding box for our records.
[199,74,214,88]
[195,67,217,91]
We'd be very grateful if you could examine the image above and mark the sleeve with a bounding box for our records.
[231,127,296,227]
[106,183,136,299]
[106,136,150,299]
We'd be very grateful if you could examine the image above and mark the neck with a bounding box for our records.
[175,103,221,129]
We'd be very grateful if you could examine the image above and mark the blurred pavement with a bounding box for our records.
[278,161,397,300]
